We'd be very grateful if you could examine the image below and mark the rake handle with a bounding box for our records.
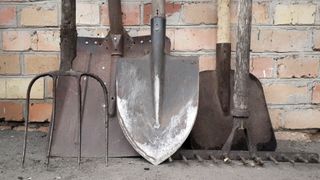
[232,0,252,117]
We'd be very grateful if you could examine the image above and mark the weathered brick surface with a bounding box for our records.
[0,6,16,26]
[6,78,44,99]
[181,3,216,24]
[0,101,23,121]
[276,55,319,78]
[76,3,100,25]
[250,57,274,78]
[20,5,58,26]
[0,0,319,133]
[2,31,31,51]
[174,28,216,51]
[263,83,309,105]
[24,54,59,74]
[0,54,20,75]
[31,30,60,51]
[283,109,320,129]
[251,29,311,52]
[312,83,320,104]
[274,4,316,25]
[29,102,52,122]
[101,3,140,26]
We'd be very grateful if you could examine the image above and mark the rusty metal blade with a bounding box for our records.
[116,54,199,165]
[190,70,277,151]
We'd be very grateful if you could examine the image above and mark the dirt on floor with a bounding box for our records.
[1,130,320,180]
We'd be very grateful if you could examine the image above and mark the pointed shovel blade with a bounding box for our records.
[116,54,199,165]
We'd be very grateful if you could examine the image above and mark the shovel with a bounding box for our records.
[116,0,199,165]
[190,0,277,151]
[49,0,170,158]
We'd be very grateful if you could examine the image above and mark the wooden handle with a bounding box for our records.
[152,0,165,17]
[217,0,231,43]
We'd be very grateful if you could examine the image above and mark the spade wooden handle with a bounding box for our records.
[217,0,231,43]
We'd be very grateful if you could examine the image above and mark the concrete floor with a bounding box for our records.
[1,130,320,180]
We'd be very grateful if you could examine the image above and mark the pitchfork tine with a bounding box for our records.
[78,76,83,166]
[22,74,47,167]
[46,76,57,168]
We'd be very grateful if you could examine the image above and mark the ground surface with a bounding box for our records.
[1,130,320,180]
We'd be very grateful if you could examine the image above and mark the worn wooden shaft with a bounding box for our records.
[152,0,165,17]
[108,0,123,34]
[60,0,77,71]
[217,0,231,43]
[216,0,231,113]
[232,0,252,117]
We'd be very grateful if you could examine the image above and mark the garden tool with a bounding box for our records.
[176,0,319,166]
[116,0,199,165]
[190,0,277,151]
[22,0,109,166]
[48,0,170,158]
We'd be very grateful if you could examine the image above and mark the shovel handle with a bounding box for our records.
[108,0,123,34]
[152,0,165,17]
[217,0,231,43]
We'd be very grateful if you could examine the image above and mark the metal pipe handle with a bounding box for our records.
[152,0,165,17]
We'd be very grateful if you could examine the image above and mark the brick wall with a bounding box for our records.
[0,0,319,132]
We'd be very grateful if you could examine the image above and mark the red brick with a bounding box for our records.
[2,31,31,51]
[29,103,52,122]
[24,54,59,74]
[250,57,274,78]
[31,31,60,51]
[182,2,216,24]
[0,6,16,26]
[276,56,319,78]
[144,2,181,24]
[0,101,23,121]
[231,2,270,24]
[174,28,216,51]
[0,54,20,74]
[312,83,320,104]
[251,29,311,52]
[20,5,58,26]
[101,3,140,26]
[199,55,215,72]
[263,83,309,104]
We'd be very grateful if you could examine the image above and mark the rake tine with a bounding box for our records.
[209,155,218,164]
[253,156,264,166]
[78,76,83,166]
[310,156,320,163]
[267,155,279,165]
[295,155,308,163]
[46,76,57,168]
[239,156,249,166]
[195,154,203,162]
[281,154,295,165]
[223,155,232,164]
[181,154,189,165]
